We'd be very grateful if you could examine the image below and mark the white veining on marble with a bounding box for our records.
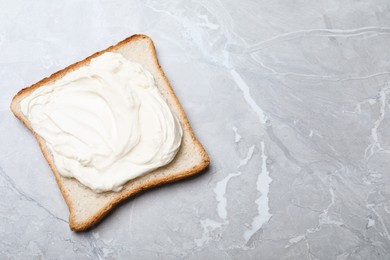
[235,27,390,54]
[230,69,268,124]
[366,216,376,229]
[371,208,390,240]
[194,219,222,247]
[243,141,272,244]
[283,183,342,251]
[214,172,241,220]
[232,126,241,143]
[285,234,306,249]
[250,59,390,81]
[196,137,256,247]
[238,145,255,168]
[197,14,220,30]
[317,186,343,226]
[364,83,390,160]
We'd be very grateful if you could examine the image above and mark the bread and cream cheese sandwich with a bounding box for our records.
[10,35,209,231]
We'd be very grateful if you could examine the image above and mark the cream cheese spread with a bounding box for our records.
[21,52,183,193]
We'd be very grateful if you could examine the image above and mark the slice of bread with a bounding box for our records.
[10,34,209,231]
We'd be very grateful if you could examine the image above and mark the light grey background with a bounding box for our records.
[1,0,390,259]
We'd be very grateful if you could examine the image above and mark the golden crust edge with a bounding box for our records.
[10,34,210,232]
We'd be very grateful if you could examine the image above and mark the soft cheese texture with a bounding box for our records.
[20,52,183,193]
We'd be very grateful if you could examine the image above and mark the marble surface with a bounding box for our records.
[1,0,390,259]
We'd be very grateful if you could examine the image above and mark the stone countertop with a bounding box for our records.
[1,1,390,259]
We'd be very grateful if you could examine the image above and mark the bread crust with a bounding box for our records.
[10,34,210,231]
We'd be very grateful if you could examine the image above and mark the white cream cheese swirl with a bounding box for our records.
[21,52,183,193]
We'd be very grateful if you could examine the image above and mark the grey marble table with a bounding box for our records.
[1,1,390,259]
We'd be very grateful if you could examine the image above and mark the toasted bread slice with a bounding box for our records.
[10,34,209,231]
